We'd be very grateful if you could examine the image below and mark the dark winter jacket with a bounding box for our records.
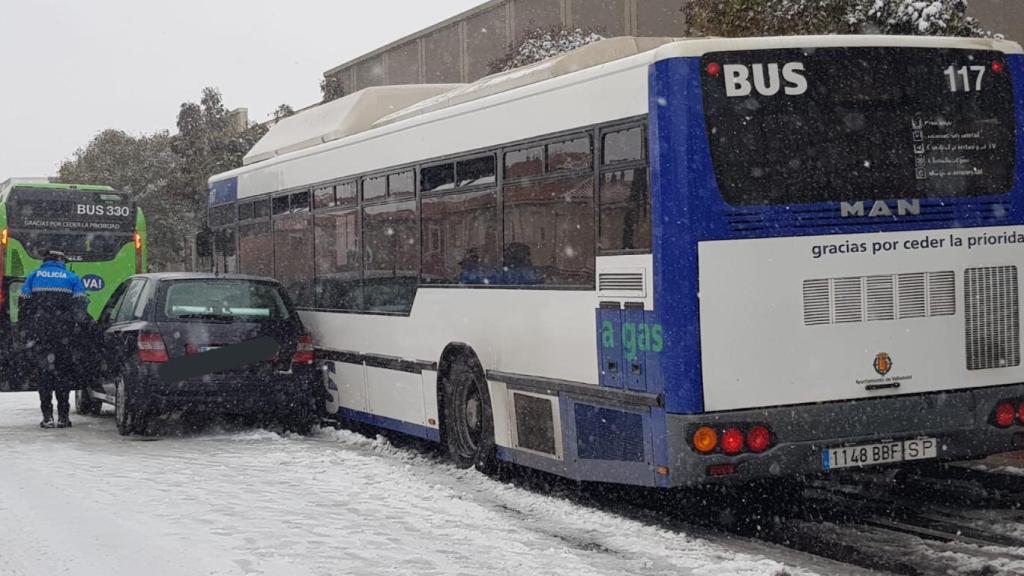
[18,260,92,387]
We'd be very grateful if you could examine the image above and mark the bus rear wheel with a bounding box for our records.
[442,353,496,474]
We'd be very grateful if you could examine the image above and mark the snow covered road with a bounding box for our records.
[0,393,862,576]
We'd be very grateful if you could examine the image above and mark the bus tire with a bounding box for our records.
[75,388,103,416]
[442,353,497,474]
[115,374,149,436]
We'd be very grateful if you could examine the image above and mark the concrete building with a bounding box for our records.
[970,0,1024,44]
[324,0,686,93]
[324,0,1024,94]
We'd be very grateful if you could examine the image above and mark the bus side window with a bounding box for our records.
[599,125,651,253]
[502,133,595,287]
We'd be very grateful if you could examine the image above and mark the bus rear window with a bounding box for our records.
[701,48,1016,205]
[8,187,134,232]
[16,231,131,261]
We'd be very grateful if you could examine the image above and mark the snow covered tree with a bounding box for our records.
[59,88,267,270]
[272,104,296,121]
[173,88,267,269]
[320,75,345,103]
[685,0,994,37]
[488,26,605,74]
[57,130,186,271]
[855,0,990,36]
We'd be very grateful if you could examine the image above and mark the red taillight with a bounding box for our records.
[138,332,169,363]
[995,401,1016,428]
[1018,404,1024,425]
[747,425,772,453]
[291,334,314,365]
[721,428,745,455]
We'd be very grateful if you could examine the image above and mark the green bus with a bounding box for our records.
[0,180,147,389]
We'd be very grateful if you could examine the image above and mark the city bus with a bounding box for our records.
[0,179,147,390]
[209,35,1024,486]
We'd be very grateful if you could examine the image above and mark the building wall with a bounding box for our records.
[326,0,1021,93]
[969,0,1024,43]
[326,0,685,92]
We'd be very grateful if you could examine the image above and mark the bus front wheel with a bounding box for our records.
[442,353,496,474]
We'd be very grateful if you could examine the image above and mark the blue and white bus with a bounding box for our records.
[209,35,1024,485]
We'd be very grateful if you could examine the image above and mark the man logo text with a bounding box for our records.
[841,200,921,218]
[724,63,808,97]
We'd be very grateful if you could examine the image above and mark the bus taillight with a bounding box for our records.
[995,401,1016,428]
[0,234,5,306]
[134,231,143,273]
[746,425,772,453]
[721,428,745,455]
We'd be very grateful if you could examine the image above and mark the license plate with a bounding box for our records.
[823,437,938,471]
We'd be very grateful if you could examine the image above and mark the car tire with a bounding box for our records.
[442,353,497,474]
[115,373,150,436]
[280,396,316,436]
[75,388,103,416]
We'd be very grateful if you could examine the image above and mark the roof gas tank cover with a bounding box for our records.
[242,36,679,167]
[243,85,464,166]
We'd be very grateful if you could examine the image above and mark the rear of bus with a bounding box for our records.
[648,37,1024,483]
[0,184,146,321]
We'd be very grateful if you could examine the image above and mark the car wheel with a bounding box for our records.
[279,393,316,435]
[443,353,496,473]
[115,374,150,436]
[282,410,315,436]
[75,388,103,416]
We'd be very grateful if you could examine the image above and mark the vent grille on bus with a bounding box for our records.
[597,271,645,296]
[803,271,956,326]
[965,266,1020,371]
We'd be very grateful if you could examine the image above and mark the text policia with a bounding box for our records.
[811,229,1024,259]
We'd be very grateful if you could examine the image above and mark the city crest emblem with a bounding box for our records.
[873,352,893,376]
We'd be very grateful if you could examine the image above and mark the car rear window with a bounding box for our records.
[161,280,292,322]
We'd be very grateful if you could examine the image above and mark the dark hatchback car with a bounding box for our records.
[76,273,321,436]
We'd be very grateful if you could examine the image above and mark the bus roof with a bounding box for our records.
[9,183,114,191]
[211,34,1023,194]
[0,180,116,202]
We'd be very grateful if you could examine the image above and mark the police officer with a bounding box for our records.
[18,249,89,428]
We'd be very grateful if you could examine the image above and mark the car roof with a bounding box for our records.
[129,272,281,284]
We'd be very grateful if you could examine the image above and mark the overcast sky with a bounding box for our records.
[0,0,483,180]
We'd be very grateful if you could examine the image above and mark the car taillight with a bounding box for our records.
[721,428,745,455]
[138,332,169,363]
[291,334,314,365]
[995,401,1016,428]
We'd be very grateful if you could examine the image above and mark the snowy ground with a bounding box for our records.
[0,393,868,576]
